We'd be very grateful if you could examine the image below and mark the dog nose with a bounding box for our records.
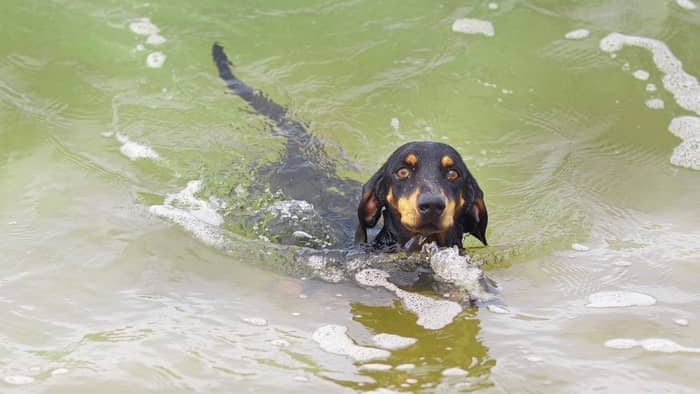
[417,193,445,216]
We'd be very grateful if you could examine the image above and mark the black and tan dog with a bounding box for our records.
[212,44,487,251]
[356,141,487,249]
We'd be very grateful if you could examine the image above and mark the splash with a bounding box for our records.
[149,180,227,247]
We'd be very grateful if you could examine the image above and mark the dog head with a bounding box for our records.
[355,141,487,248]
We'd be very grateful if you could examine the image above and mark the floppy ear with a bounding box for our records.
[354,165,387,245]
[461,178,488,246]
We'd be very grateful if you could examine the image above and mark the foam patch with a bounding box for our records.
[675,0,697,10]
[565,29,590,40]
[371,333,417,350]
[355,269,461,330]
[146,51,166,68]
[311,325,390,362]
[605,338,700,353]
[645,98,664,109]
[599,33,700,115]
[452,19,495,37]
[599,33,700,170]
[586,291,656,308]
[115,133,159,160]
[129,17,159,36]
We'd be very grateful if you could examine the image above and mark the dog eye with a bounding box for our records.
[446,169,460,181]
[395,167,411,179]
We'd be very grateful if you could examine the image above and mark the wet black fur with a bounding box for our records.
[212,43,487,250]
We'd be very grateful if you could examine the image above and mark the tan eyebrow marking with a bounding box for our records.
[405,153,417,166]
[441,155,454,168]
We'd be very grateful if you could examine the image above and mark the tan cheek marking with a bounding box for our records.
[440,195,456,230]
[441,155,454,168]
[396,188,420,228]
[405,153,417,167]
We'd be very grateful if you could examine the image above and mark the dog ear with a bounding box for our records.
[461,177,488,245]
[354,165,387,245]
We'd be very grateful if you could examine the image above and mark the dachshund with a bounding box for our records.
[355,141,488,250]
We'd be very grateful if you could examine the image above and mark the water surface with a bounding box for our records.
[2,0,700,392]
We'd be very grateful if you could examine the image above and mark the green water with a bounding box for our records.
[2,0,700,392]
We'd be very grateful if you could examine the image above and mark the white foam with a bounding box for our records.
[565,29,590,40]
[674,318,689,326]
[359,363,393,371]
[115,133,160,160]
[675,0,698,10]
[645,98,665,109]
[149,180,227,247]
[646,83,657,92]
[146,34,166,45]
[3,375,34,385]
[452,19,495,37]
[670,139,700,170]
[395,363,416,371]
[311,325,390,362]
[146,51,166,68]
[605,338,700,353]
[271,339,291,347]
[586,291,656,308]
[669,116,700,140]
[371,333,417,350]
[129,18,159,36]
[571,243,590,251]
[612,260,632,267]
[241,317,268,326]
[633,70,650,80]
[442,367,469,377]
[667,116,700,170]
[599,33,700,115]
[293,376,309,382]
[355,269,462,330]
[488,2,499,10]
[50,368,69,375]
[390,117,400,131]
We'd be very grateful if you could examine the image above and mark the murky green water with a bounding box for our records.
[2,0,700,392]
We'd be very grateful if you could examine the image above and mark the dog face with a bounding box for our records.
[355,141,487,248]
